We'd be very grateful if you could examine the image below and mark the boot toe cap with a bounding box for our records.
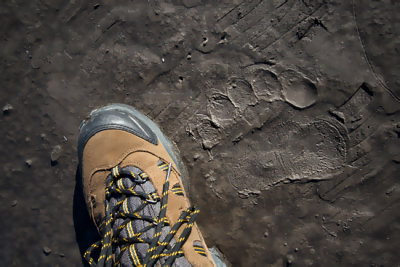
[78,105,158,164]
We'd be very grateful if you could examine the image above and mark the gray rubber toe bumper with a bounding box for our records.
[77,104,185,180]
[78,104,158,165]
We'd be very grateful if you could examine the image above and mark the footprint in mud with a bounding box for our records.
[202,68,283,132]
[187,114,222,150]
[190,66,320,154]
[226,78,258,110]
[207,92,237,129]
[225,118,348,191]
[244,66,318,109]
[245,67,283,103]
[280,69,318,109]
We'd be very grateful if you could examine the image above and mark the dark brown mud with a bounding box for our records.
[1,0,399,266]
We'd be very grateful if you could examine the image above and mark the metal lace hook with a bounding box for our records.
[165,163,172,182]
[146,198,158,204]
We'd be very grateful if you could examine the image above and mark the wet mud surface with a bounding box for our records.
[1,0,400,266]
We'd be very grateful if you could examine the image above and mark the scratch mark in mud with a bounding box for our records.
[217,0,264,27]
[153,102,172,121]
[95,19,122,42]
[230,1,279,43]
[322,225,337,237]
[145,68,172,86]
[237,0,265,21]
[276,0,289,9]
[65,5,88,23]
[105,20,120,31]
[362,198,400,226]
[352,0,400,102]
[317,172,345,201]
[174,102,195,121]
[337,82,372,108]
[259,4,325,51]
[246,2,299,44]
[296,17,329,40]
[318,164,381,203]
[301,0,309,7]
[241,16,266,35]
[216,2,243,22]
[347,151,370,166]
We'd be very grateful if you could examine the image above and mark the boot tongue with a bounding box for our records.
[106,165,191,267]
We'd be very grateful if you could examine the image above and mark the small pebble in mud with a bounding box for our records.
[186,53,192,60]
[57,252,65,257]
[43,246,52,255]
[263,231,269,238]
[2,103,13,114]
[25,159,32,168]
[11,200,18,207]
[283,242,288,247]
[51,145,62,164]
[25,137,31,142]
[201,37,208,47]
[286,254,294,265]
[193,153,200,160]
[294,247,299,252]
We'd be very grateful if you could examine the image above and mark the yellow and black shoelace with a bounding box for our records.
[84,163,199,267]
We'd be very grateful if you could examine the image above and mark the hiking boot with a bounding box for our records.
[78,104,223,267]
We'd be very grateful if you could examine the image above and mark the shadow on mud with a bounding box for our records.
[73,168,100,267]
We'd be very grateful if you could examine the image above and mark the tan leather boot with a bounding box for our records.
[78,104,220,267]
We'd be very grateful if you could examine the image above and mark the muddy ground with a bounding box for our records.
[1,0,400,266]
